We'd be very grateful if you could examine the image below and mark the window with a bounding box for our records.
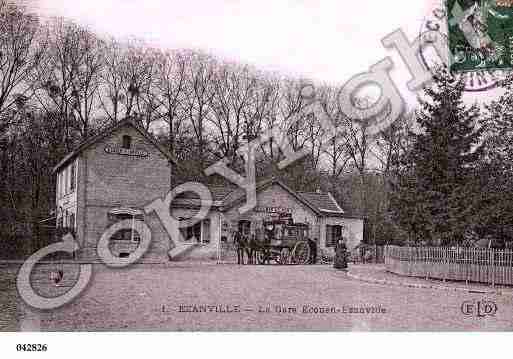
[122,135,132,149]
[58,172,63,198]
[238,220,251,236]
[181,222,201,243]
[111,229,140,242]
[70,163,76,192]
[108,211,142,242]
[63,167,68,194]
[57,173,61,198]
[202,219,211,243]
[180,220,210,244]
[326,225,343,247]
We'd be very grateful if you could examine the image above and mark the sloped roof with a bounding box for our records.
[175,185,234,202]
[52,118,177,173]
[172,184,235,208]
[297,191,344,215]
[220,178,322,215]
[168,177,360,219]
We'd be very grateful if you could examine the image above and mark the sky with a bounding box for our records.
[25,0,445,107]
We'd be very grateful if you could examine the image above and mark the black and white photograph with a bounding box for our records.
[1,0,513,357]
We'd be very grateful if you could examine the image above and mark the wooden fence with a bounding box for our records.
[352,245,385,264]
[385,245,513,286]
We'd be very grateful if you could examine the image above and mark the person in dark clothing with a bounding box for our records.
[308,238,318,264]
[234,231,245,265]
[334,239,348,270]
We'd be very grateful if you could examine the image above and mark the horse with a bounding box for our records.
[233,232,263,265]
[245,234,262,265]
[233,231,248,265]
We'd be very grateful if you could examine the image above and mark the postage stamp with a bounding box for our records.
[447,0,513,72]
[419,0,511,91]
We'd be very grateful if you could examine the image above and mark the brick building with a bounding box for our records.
[53,118,363,263]
[171,178,364,260]
[53,118,175,262]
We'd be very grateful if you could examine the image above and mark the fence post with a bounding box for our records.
[491,248,495,288]
[441,247,444,280]
[465,248,469,286]
[425,247,429,281]
[408,247,410,275]
[442,247,449,283]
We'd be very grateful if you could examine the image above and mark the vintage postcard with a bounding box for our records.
[1,0,513,357]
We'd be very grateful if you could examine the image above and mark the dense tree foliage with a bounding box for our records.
[390,69,513,247]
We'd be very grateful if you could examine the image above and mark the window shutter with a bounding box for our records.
[70,163,76,192]
[326,225,333,247]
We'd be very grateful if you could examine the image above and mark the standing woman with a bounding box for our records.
[234,231,245,265]
[334,239,348,270]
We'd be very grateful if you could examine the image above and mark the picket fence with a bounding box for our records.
[384,245,513,286]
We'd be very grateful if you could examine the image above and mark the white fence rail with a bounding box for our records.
[385,245,513,286]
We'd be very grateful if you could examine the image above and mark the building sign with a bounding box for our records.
[104,146,149,157]
[254,206,292,214]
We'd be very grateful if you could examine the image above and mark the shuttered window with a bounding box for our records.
[122,135,132,149]
[70,163,76,192]
[69,213,75,229]
[326,225,343,247]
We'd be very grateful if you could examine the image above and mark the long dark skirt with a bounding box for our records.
[334,248,347,270]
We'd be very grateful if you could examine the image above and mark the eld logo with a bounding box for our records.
[461,300,498,318]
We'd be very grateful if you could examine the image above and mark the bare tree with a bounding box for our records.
[317,86,351,182]
[99,39,159,130]
[66,25,103,139]
[32,19,103,146]
[371,110,415,179]
[182,51,217,174]
[242,74,280,174]
[0,1,44,132]
[209,63,259,165]
[258,78,309,166]
[342,97,375,218]
[151,49,187,183]
[98,38,124,123]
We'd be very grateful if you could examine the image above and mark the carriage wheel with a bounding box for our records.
[256,250,267,265]
[281,248,290,265]
[276,248,290,265]
[292,241,311,265]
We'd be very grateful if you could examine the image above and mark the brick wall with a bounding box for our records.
[223,183,320,237]
[79,124,172,263]
[322,216,364,254]
[85,126,171,207]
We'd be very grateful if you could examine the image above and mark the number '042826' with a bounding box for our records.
[16,344,48,352]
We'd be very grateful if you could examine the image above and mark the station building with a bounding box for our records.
[53,118,174,262]
[171,178,364,260]
[53,118,364,263]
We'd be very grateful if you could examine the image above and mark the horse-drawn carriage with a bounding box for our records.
[253,219,312,265]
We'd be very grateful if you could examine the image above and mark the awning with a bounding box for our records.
[108,207,144,216]
[39,216,57,223]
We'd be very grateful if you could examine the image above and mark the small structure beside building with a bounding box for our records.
[171,178,364,261]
